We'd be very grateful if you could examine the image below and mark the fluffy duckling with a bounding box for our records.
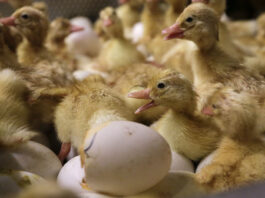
[0,69,37,146]
[196,87,265,192]
[196,136,265,192]
[113,63,167,124]
[55,75,135,161]
[95,7,145,72]
[162,3,265,111]
[117,0,143,39]
[46,17,84,69]
[128,70,222,161]
[1,7,75,98]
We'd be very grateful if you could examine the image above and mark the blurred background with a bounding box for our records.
[0,0,265,21]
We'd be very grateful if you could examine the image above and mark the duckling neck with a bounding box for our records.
[192,43,220,86]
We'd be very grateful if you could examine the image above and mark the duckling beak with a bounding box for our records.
[70,24,85,33]
[202,106,214,116]
[135,101,157,114]
[128,88,151,99]
[0,16,16,26]
[162,23,185,40]
[192,0,209,3]
[103,18,113,27]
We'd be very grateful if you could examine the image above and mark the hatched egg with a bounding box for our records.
[0,141,62,179]
[81,121,171,196]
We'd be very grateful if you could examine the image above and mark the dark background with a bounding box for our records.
[0,0,265,21]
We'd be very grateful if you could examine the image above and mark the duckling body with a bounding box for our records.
[129,70,221,161]
[0,69,37,146]
[55,76,135,159]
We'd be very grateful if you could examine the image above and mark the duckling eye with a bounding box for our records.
[157,82,165,89]
[186,17,193,23]
[212,104,217,109]
[21,13,29,20]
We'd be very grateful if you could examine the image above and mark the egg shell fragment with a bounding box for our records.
[83,121,172,196]
[0,141,62,179]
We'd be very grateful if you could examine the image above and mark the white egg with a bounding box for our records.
[170,151,194,173]
[57,156,88,194]
[66,17,101,57]
[196,151,216,173]
[0,141,62,179]
[126,172,207,198]
[0,170,45,197]
[82,121,171,196]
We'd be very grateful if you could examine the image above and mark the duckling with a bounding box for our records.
[162,3,265,112]
[113,63,167,124]
[117,0,142,39]
[128,70,222,161]
[0,69,37,146]
[1,7,75,98]
[32,1,48,16]
[46,17,84,70]
[95,7,145,72]
[196,136,265,192]
[55,75,135,161]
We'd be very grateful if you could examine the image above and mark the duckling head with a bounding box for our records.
[192,0,226,18]
[162,3,219,50]
[99,7,123,38]
[0,6,49,46]
[128,69,196,114]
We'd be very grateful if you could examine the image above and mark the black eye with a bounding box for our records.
[21,13,29,20]
[186,17,193,23]
[157,82,165,89]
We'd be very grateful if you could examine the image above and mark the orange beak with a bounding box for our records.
[103,18,113,27]
[162,23,185,40]
[0,16,16,26]
[128,89,158,114]
[70,24,84,33]
[128,88,151,99]
[202,106,214,116]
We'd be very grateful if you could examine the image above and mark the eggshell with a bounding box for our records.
[170,151,194,173]
[0,170,45,197]
[0,141,62,179]
[126,172,207,198]
[196,151,216,173]
[66,17,101,57]
[82,121,172,196]
[57,156,87,194]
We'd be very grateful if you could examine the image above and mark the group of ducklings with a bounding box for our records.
[0,0,265,197]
